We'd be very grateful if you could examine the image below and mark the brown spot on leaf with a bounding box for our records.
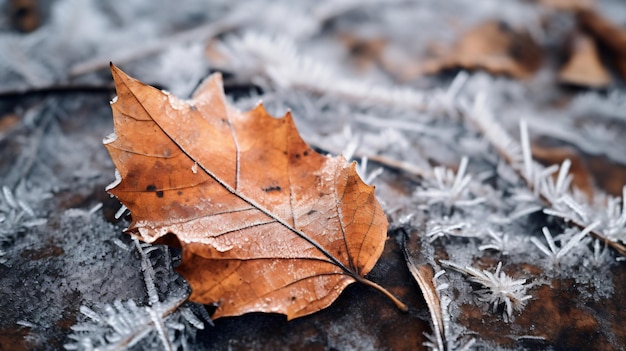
[262,185,282,192]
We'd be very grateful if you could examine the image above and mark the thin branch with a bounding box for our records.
[0,84,114,99]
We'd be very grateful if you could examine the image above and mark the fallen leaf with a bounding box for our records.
[558,32,611,87]
[403,236,445,350]
[577,8,626,81]
[104,64,406,320]
[415,21,542,79]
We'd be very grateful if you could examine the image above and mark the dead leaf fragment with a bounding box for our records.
[417,21,542,79]
[578,9,626,57]
[577,8,626,81]
[558,32,610,87]
[403,240,445,351]
[104,64,405,319]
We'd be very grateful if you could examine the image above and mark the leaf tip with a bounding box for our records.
[109,63,128,86]
[109,62,121,77]
[283,109,293,119]
[192,72,225,100]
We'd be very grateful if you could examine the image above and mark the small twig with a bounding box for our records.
[0,84,114,99]
[354,275,408,312]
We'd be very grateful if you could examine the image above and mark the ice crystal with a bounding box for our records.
[0,184,48,243]
[421,270,476,351]
[441,261,532,322]
[530,222,600,267]
[65,239,209,350]
[355,156,384,185]
[602,186,626,244]
[64,298,206,351]
[214,32,429,110]
[425,221,470,243]
[478,229,511,254]
[416,157,485,208]
[64,204,103,220]
[570,90,626,122]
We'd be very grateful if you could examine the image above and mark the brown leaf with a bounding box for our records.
[417,21,542,79]
[577,8,626,81]
[104,64,406,320]
[403,239,445,350]
[578,9,626,57]
[558,32,611,87]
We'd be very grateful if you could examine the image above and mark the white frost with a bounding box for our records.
[103,132,117,145]
[105,169,122,191]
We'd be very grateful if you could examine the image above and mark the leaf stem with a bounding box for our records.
[355,276,408,312]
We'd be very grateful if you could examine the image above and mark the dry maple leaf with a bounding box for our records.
[413,21,542,80]
[104,64,406,320]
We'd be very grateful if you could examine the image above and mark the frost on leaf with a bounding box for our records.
[103,64,405,320]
